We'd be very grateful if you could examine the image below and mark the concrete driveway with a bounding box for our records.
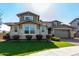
[27,46,79,56]
[27,38,79,56]
[59,38,79,46]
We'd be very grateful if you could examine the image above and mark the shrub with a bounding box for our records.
[51,37,60,41]
[3,33,10,40]
[13,35,19,40]
[52,34,55,37]
[26,35,32,40]
[36,34,43,40]
[46,34,52,40]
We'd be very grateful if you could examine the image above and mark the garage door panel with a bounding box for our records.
[54,29,70,38]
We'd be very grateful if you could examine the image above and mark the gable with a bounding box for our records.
[17,11,39,22]
[70,18,79,24]
[17,11,39,17]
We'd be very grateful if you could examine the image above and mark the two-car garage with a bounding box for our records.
[53,28,71,38]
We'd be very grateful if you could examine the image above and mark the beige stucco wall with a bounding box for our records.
[18,12,39,22]
[10,25,18,35]
[10,23,48,39]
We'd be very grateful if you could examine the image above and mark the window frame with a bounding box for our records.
[40,26,46,33]
[30,26,36,34]
[25,26,29,34]
[54,22,58,26]
[24,16,33,21]
[24,24,36,35]
[77,22,79,25]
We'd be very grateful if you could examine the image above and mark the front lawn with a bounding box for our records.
[0,40,74,56]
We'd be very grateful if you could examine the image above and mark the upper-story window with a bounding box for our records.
[54,22,57,26]
[77,22,79,25]
[24,16,33,21]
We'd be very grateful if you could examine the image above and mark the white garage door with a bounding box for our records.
[54,29,70,38]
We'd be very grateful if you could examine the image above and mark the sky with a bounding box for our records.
[0,3,79,24]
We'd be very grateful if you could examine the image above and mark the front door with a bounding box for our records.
[48,28,51,34]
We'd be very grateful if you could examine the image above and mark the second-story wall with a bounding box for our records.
[17,12,39,22]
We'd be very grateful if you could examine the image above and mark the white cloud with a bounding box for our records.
[0,24,10,32]
[31,3,51,14]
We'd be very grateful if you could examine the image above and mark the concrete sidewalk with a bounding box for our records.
[27,46,79,56]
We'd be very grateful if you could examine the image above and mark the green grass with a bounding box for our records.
[0,40,74,56]
[54,41,74,47]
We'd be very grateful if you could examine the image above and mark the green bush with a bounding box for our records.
[36,34,43,40]
[46,34,52,41]
[51,37,60,41]
[46,35,52,39]
[26,35,32,40]
[13,35,20,40]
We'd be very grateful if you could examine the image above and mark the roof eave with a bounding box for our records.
[17,11,39,17]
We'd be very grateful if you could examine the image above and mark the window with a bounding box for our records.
[24,16,33,21]
[77,30,79,32]
[30,26,35,34]
[24,25,36,34]
[14,26,17,32]
[54,22,57,26]
[77,22,79,25]
[25,26,29,34]
[40,26,46,33]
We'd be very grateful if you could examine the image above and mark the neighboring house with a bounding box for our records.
[43,20,74,38]
[5,11,73,39]
[70,18,79,32]
[70,18,79,37]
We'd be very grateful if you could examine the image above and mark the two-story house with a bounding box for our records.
[5,11,73,39]
[70,18,79,32]
[43,20,73,38]
[70,18,79,37]
[5,11,48,39]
